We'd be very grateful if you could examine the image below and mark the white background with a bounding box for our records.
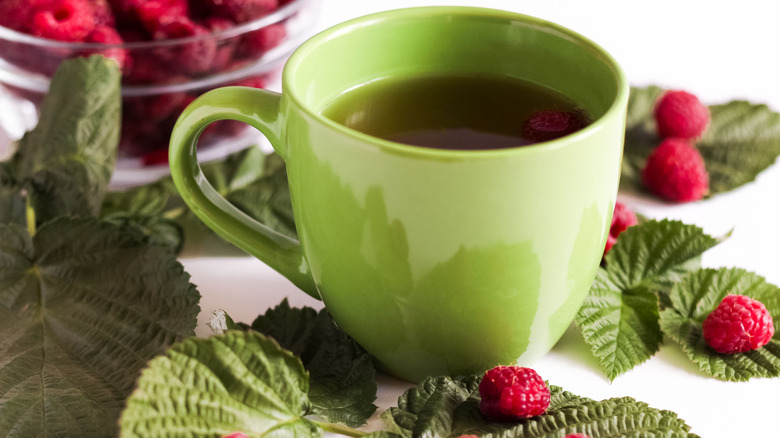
[186,1,780,436]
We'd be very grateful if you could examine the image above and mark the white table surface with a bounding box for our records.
[184,1,780,436]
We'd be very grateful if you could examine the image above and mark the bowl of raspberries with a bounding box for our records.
[0,0,318,172]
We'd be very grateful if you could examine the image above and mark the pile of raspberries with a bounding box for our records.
[0,0,292,81]
[642,90,711,203]
[0,0,296,163]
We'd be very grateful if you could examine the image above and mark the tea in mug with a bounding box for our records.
[322,73,590,150]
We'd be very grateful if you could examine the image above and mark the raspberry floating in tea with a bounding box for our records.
[521,110,587,143]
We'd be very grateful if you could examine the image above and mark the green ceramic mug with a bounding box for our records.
[169,7,629,382]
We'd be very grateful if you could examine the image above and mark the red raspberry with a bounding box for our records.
[479,366,550,421]
[641,138,709,202]
[153,16,217,75]
[124,52,175,84]
[202,17,239,70]
[603,201,637,256]
[604,234,618,255]
[136,0,189,33]
[563,435,591,438]
[0,0,54,32]
[521,110,586,143]
[89,0,116,27]
[222,433,249,438]
[702,295,775,354]
[106,0,141,24]
[31,0,97,42]
[610,201,638,237]
[238,23,287,58]
[205,0,279,23]
[83,25,128,69]
[141,149,170,166]
[655,90,710,140]
[126,92,189,123]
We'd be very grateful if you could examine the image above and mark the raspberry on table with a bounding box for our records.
[654,90,710,140]
[521,110,586,143]
[702,295,775,354]
[604,234,618,255]
[641,138,709,202]
[610,201,638,236]
[603,201,637,256]
[479,366,550,421]
[31,0,97,42]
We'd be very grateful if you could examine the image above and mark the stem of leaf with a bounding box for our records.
[316,421,366,437]
[163,207,185,220]
[25,192,36,236]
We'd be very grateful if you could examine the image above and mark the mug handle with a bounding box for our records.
[169,86,319,299]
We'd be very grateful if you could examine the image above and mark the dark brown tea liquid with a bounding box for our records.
[322,74,589,150]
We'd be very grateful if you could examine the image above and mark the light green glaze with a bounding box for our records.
[169,7,629,382]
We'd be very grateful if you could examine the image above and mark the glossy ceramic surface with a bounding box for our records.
[170,6,629,382]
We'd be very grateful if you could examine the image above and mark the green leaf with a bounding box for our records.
[620,85,780,196]
[659,268,780,381]
[102,180,173,217]
[384,375,698,438]
[575,271,662,381]
[363,432,406,438]
[250,299,378,427]
[698,101,780,193]
[10,57,121,222]
[0,163,25,226]
[119,331,321,438]
[604,219,725,290]
[620,86,664,194]
[100,148,295,256]
[575,219,724,379]
[0,217,199,437]
[386,375,481,438]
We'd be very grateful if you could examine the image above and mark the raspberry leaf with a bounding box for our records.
[0,218,199,437]
[0,163,26,226]
[620,86,664,194]
[8,57,120,222]
[575,271,662,381]
[383,375,699,437]
[385,375,481,438]
[621,86,780,196]
[101,148,295,256]
[659,268,780,381]
[249,299,378,428]
[119,331,320,437]
[575,219,725,379]
[698,101,780,193]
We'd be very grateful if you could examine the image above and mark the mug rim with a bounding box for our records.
[283,6,629,158]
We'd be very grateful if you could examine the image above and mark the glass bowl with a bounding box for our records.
[0,0,319,185]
